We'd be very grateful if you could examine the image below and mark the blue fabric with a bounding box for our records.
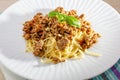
[92,59,120,80]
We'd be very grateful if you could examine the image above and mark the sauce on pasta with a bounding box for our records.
[23,7,101,64]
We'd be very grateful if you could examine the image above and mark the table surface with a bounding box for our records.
[0,0,120,80]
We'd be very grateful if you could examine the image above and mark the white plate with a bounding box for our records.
[0,0,120,80]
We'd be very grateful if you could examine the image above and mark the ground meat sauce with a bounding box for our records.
[57,38,69,50]
[23,7,100,63]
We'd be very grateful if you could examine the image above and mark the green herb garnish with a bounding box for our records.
[48,11,81,28]
[48,11,59,17]
[66,16,81,28]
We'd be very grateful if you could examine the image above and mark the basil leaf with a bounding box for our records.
[48,11,59,17]
[66,16,81,28]
[48,11,81,28]
[57,14,66,22]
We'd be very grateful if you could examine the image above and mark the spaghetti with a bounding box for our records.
[23,7,101,64]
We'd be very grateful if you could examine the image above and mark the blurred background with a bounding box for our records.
[0,0,120,13]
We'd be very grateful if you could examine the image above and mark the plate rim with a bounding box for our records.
[0,0,120,79]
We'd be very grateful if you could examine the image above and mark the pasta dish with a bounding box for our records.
[23,7,101,64]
